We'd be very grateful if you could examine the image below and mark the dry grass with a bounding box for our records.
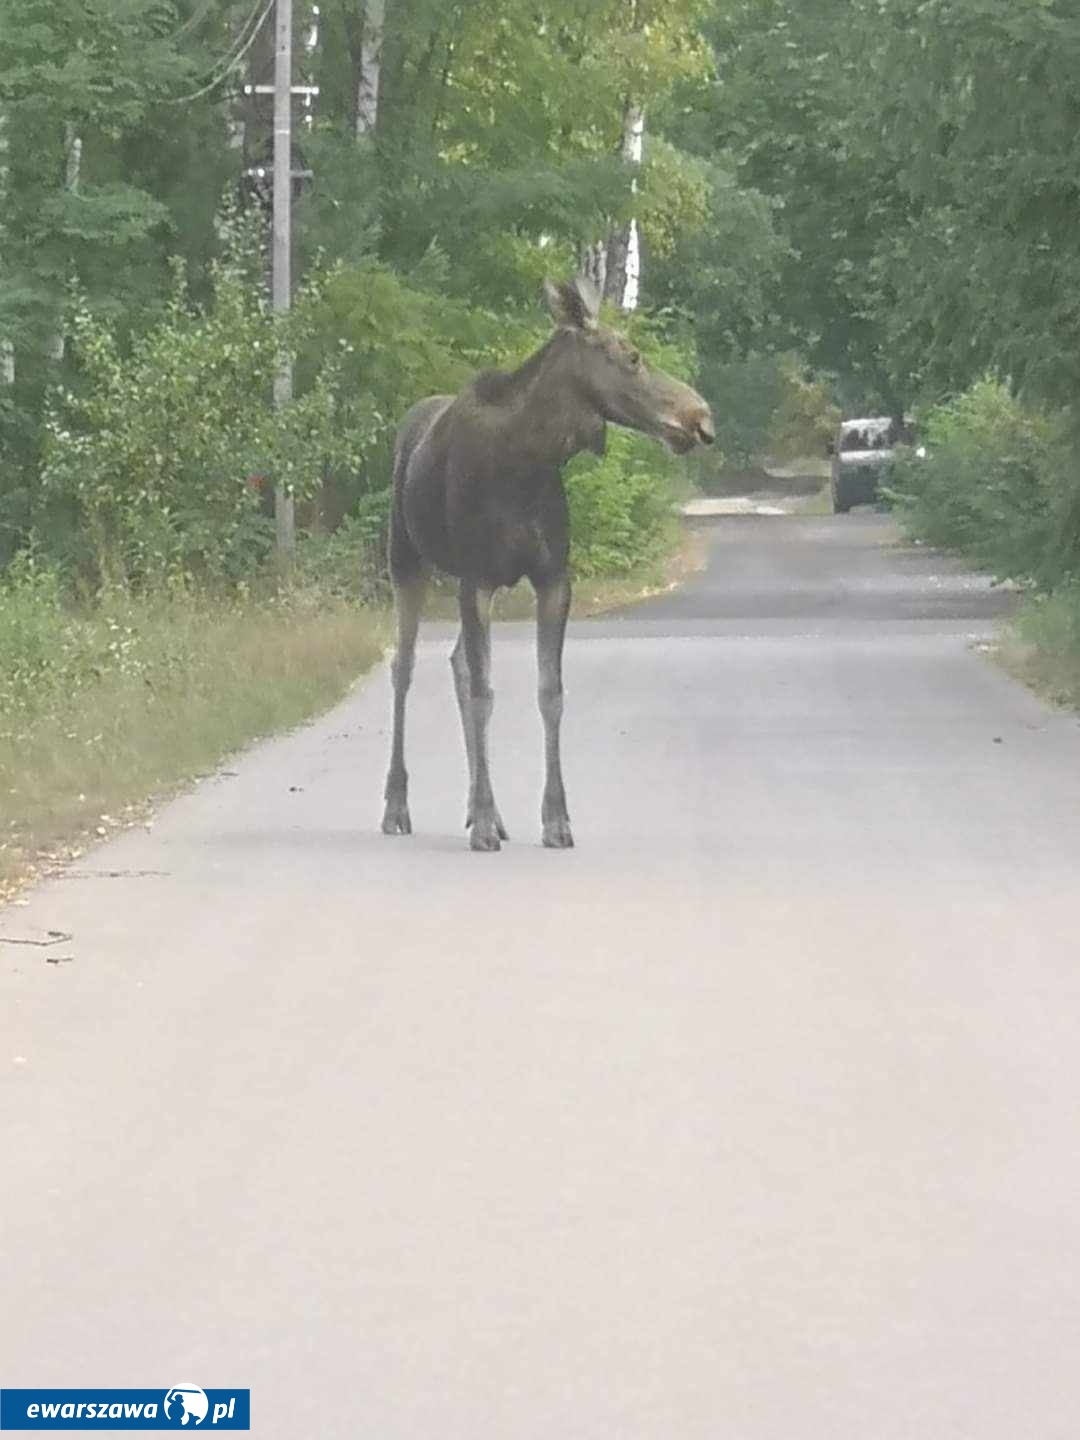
[0,592,388,899]
[0,529,703,902]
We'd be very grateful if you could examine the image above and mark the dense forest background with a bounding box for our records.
[2,0,1080,588]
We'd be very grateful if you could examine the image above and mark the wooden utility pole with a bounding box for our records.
[272,0,295,567]
[0,111,13,387]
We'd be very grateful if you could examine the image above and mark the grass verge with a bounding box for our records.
[1,588,388,899]
[1,529,702,902]
[995,586,1080,710]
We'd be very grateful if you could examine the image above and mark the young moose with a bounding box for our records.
[381,275,714,851]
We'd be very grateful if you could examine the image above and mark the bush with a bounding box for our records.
[34,231,699,595]
[1003,583,1080,709]
[0,552,86,723]
[39,247,361,590]
[888,378,1077,587]
[766,355,840,462]
[691,352,837,474]
[565,429,681,577]
[299,257,547,519]
[0,550,201,737]
[293,493,392,604]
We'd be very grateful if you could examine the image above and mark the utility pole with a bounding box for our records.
[272,0,295,568]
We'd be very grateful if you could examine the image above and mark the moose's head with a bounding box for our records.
[542,275,715,455]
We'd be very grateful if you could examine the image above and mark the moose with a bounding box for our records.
[381,274,714,851]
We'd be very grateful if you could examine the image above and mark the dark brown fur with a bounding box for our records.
[381,276,714,851]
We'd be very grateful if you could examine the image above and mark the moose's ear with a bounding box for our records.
[543,275,600,331]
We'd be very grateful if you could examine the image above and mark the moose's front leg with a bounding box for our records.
[459,581,504,852]
[535,574,573,848]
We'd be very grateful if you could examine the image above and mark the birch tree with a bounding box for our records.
[355,0,385,136]
[604,99,644,309]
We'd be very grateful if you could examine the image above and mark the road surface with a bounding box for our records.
[4,512,1080,1437]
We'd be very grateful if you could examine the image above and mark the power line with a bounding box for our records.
[165,0,275,105]
[167,0,217,42]
[168,0,272,103]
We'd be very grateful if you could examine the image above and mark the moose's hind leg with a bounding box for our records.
[459,582,505,852]
[451,632,508,840]
[381,571,427,835]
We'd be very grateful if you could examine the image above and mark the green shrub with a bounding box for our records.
[294,492,392,603]
[1005,583,1080,708]
[0,552,84,722]
[766,355,841,462]
[40,251,362,590]
[565,429,681,577]
[301,258,548,517]
[700,355,784,468]
[889,378,1077,587]
[0,551,200,735]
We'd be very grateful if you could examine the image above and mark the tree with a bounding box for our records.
[866,0,1080,406]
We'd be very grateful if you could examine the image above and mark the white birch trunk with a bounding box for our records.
[622,103,644,311]
[303,2,319,129]
[355,0,385,137]
[47,122,82,362]
[604,100,644,310]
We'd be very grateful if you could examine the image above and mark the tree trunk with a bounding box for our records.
[355,0,385,137]
[603,100,644,310]
[580,239,607,297]
[47,122,81,362]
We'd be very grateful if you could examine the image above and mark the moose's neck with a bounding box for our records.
[500,333,605,466]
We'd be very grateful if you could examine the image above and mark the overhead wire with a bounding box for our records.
[165,0,276,105]
[167,0,217,42]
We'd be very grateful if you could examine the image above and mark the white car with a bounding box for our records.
[829,416,911,513]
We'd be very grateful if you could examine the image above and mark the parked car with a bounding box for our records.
[828,416,914,513]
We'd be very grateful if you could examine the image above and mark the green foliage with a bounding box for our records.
[766,356,840,462]
[566,430,682,577]
[866,0,1080,407]
[0,550,85,723]
[698,355,783,468]
[294,496,393,604]
[661,0,905,405]
[1011,584,1080,709]
[1,0,777,591]
[889,380,1078,589]
[688,352,836,470]
[40,251,358,588]
[298,257,550,520]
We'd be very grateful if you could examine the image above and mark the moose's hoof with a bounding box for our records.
[381,800,412,835]
[542,816,575,849]
[466,807,509,841]
[469,817,503,852]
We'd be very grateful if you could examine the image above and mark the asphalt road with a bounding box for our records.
[4,512,1080,1438]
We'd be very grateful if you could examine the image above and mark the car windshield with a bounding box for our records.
[840,417,894,452]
